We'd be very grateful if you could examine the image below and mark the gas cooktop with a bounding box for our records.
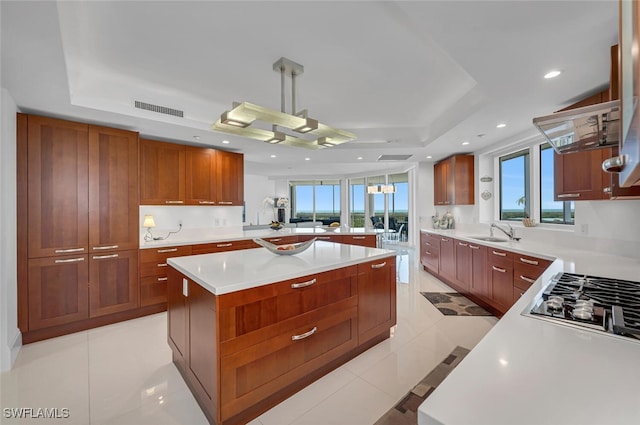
[526,272,640,342]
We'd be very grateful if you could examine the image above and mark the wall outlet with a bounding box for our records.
[579,223,588,236]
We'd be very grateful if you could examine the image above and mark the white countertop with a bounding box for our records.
[141,227,378,249]
[167,240,395,295]
[418,228,640,425]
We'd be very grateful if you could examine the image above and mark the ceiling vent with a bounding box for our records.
[134,100,184,118]
[377,154,413,161]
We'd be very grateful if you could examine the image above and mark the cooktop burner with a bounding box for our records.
[527,272,640,342]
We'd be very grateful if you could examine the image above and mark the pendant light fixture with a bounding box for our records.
[212,57,356,149]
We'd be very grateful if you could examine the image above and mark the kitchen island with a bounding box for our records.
[417,228,640,425]
[167,241,396,425]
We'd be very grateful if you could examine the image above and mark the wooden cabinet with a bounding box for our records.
[215,150,244,206]
[512,254,553,304]
[191,239,258,255]
[454,240,471,292]
[88,125,139,252]
[314,234,343,243]
[27,115,89,259]
[420,232,440,272]
[342,234,377,247]
[140,245,193,307]
[357,258,396,345]
[89,249,139,317]
[554,149,609,201]
[27,255,89,330]
[185,146,217,205]
[486,248,514,312]
[468,243,489,300]
[434,155,474,205]
[167,266,188,369]
[139,139,186,205]
[438,236,455,281]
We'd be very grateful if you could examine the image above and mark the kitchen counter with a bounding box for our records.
[167,240,395,295]
[141,226,378,249]
[418,228,640,425]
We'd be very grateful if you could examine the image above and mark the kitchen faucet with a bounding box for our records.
[490,223,516,240]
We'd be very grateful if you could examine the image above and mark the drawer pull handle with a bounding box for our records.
[218,201,233,205]
[425,251,432,255]
[157,277,168,282]
[425,242,432,246]
[519,275,535,284]
[198,201,215,204]
[93,245,118,250]
[158,263,168,267]
[441,238,449,242]
[291,326,317,341]
[54,257,85,263]
[55,248,84,253]
[458,242,468,247]
[291,278,317,289]
[371,261,387,269]
[165,200,184,204]
[92,254,119,260]
[469,245,480,250]
[352,236,366,240]
[519,257,539,265]
[492,266,507,273]
[492,250,507,257]
[557,193,580,198]
[157,248,178,253]
[318,236,330,240]
[269,238,282,242]
[217,243,233,247]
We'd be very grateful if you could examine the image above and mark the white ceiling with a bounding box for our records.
[1,1,619,178]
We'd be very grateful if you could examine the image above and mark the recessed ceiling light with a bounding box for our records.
[544,70,562,79]
[270,154,276,158]
[222,140,230,144]
[496,123,506,128]
[357,156,363,160]
[462,141,470,146]
[426,155,432,159]
[193,135,201,140]
[304,157,310,161]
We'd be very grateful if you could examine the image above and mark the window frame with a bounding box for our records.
[539,143,574,225]
[498,148,530,222]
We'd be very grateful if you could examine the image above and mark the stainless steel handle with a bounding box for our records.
[157,248,178,253]
[92,254,119,260]
[469,245,480,250]
[441,238,449,242]
[165,200,184,204]
[93,245,118,250]
[458,242,468,247]
[371,262,387,269]
[291,326,317,341]
[425,251,432,255]
[317,236,330,240]
[492,251,507,257]
[157,263,168,267]
[218,201,233,205]
[352,236,366,240]
[55,248,84,253]
[198,201,215,204]
[216,243,233,247]
[557,193,580,198]
[269,238,282,242]
[425,242,432,246]
[291,278,316,289]
[519,257,539,265]
[602,155,625,173]
[157,277,168,282]
[54,257,85,263]
[492,266,507,273]
[519,275,535,284]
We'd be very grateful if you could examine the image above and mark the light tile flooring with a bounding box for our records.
[0,247,497,425]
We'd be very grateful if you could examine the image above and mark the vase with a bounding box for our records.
[277,208,286,223]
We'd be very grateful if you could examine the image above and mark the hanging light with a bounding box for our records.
[212,57,356,150]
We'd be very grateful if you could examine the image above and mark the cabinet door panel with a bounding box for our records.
[214,150,244,205]
[489,262,514,313]
[189,282,217,400]
[89,250,139,317]
[438,237,455,281]
[28,255,89,330]
[185,147,216,205]
[554,150,607,201]
[167,267,188,363]
[454,241,471,292]
[88,125,139,252]
[139,139,185,205]
[27,116,88,258]
[469,244,489,299]
[357,258,396,344]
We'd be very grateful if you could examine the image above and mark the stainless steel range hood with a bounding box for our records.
[532,100,620,154]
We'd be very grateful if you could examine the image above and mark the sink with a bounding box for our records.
[469,236,509,242]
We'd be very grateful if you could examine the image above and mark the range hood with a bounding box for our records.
[532,99,620,154]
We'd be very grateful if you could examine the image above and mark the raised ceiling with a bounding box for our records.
[1,1,618,177]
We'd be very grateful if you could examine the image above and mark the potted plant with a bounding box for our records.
[517,196,536,227]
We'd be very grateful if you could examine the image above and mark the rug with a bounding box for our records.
[374,346,470,425]
[421,292,493,316]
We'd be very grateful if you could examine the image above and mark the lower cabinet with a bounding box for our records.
[140,245,192,307]
[487,249,514,313]
[419,232,440,272]
[438,236,455,281]
[89,249,139,317]
[167,256,396,425]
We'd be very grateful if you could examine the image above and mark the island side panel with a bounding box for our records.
[357,256,397,345]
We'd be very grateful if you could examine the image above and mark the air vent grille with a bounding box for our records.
[134,101,184,118]
[377,154,413,161]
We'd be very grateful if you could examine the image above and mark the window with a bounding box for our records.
[290,180,340,222]
[540,144,574,224]
[499,149,530,221]
[349,178,365,227]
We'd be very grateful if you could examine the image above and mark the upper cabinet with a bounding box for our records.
[434,154,474,205]
[141,139,244,206]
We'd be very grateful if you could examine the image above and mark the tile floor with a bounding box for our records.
[0,247,498,424]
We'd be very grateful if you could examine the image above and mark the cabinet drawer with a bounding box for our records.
[140,245,192,277]
[514,262,546,289]
[191,239,257,254]
[356,257,394,274]
[314,234,342,243]
[488,247,513,261]
[515,254,552,269]
[513,282,530,303]
[343,235,376,247]
[261,236,298,245]
[140,275,168,307]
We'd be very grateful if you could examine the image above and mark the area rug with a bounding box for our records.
[374,346,470,425]
[421,292,493,316]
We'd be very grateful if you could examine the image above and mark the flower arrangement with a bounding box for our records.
[276,197,289,208]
